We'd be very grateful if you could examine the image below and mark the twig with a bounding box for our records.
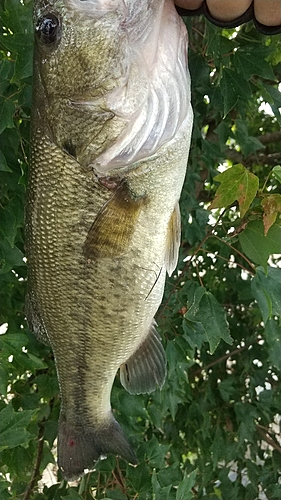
[22,422,45,500]
[19,134,29,165]
[195,261,204,287]
[112,459,127,496]
[199,247,253,275]
[256,425,281,454]
[210,235,255,274]
[191,338,261,377]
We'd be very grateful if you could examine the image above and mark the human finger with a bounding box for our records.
[206,0,252,22]
[175,0,203,9]
[254,0,281,26]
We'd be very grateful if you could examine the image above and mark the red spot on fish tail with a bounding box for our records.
[68,439,75,447]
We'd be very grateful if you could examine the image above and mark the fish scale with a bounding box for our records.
[26,0,193,480]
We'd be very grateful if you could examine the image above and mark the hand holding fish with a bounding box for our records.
[175,0,281,33]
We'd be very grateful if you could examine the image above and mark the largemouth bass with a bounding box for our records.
[26,0,193,481]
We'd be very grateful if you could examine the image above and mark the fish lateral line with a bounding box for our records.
[137,261,163,301]
[145,265,163,301]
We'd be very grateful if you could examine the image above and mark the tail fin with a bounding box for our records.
[58,414,137,481]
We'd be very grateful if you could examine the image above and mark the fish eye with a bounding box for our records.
[36,13,60,44]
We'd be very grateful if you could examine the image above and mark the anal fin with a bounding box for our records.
[120,322,167,395]
[165,202,181,277]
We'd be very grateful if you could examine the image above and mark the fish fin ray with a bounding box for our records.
[58,414,137,481]
[120,321,166,395]
[83,182,145,260]
[165,202,181,277]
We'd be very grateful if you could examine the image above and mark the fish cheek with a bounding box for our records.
[83,182,145,260]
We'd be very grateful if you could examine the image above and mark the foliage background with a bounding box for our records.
[0,1,281,498]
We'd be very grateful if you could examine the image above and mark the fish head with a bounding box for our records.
[33,0,128,99]
[32,0,134,162]
[32,0,191,172]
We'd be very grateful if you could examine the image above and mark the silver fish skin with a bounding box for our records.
[26,0,193,480]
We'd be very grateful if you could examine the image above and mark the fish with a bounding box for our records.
[25,0,193,481]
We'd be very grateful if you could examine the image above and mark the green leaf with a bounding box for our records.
[61,489,84,500]
[272,165,281,184]
[220,69,251,116]
[0,151,12,172]
[0,34,34,81]
[198,292,233,353]
[0,98,15,134]
[0,238,24,274]
[234,402,259,445]
[251,267,281,323]
[264,320,281,370]
[145,435,170,469]
[261,194,281,235]
[152,470,172,500]
[0,365,9,397]
[234,48,276,81]
[0,405,38,451]
[210,164,259,217]
[239,221,281,268]
[234,119,265,157]
[263,84,281,122]
[1,0,33,34]
[185,288,233,354]
[218,377,237,403]
[176,469,197,500]
[26,352,48,370]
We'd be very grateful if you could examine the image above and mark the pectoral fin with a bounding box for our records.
[84,182,145,260]
[165,202,181,276]
[120,322,166,395]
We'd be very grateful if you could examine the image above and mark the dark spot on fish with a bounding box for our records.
[63,139,77,159]
[68,440,75,447]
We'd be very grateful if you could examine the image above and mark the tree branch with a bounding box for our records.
[256,424,281,455]
[22,422,45,500]
[225,148,281,167]
[190,338,262,377]
[206,124,281,167]
[258,131,281,145]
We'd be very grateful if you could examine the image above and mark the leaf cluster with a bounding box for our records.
[1,2,281,499]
